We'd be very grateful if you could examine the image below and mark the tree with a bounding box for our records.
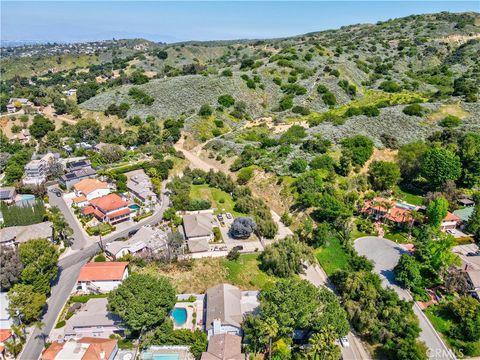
[466,195,480,241]
[448,296,480,342]
[29,115,55,139]
[156,49,168,60]
[0,246,23,291]
[403,103,427,116]
[394,254,422,290]
[243,315,269,354]
[7,284,46,324]
[259,237,314,277]
[289,158,308,173]
[229,217,257,239]
[46,206,73,242]
[421,147,461,189]
[445,267,470,295]
[322,92,337,106]
[368,161,400,191]
[19,239,58,295]
[379,80,402,93]
[341,135,374,166]
[217,94,235,107]
[108,273,176,333]
[458,133,480,187]
[308,325,341,360]
[198,104,213,117]
[99,144,126,163]
[397,141,428,182]
[76,82,98,104]
[74,118,101,142]
[426,197,449,228]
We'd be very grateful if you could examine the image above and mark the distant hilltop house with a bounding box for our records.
[6,98,34,113]
[0,221,53,247]
[23,152,59,186]
[41,337,118,360]
[125,169,157,207]
[182,213,215,253]
[201,333,245,360]
[63,88,77,97]
[76,262,129,293]
[14,129,31,144]
[63,298,124,339]
[73,178,110,205]
[81,193,131,225]
[105,225,168,260]
[205,284,259,338]
[59,159,97,189]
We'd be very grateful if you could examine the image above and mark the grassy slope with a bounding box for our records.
[190,184,246,216]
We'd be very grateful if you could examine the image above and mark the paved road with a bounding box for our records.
[301,264,371,360]
[20,188,170,360]
[354,237,456,360]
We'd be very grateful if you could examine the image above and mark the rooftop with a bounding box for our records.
[0,221,53,244]
[0,187,16,200]
[453,207,474,222]
[78,262,128,282]
[206,284,242,330]
[42,337,118,360]
[183,213,214,239]
[201,334,244,360]
[74,179,109,195]
[89,193,128,213]
[106,226,167,256]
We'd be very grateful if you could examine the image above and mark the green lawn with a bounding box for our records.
[425,304,480,357]
[190,184,246,216]
[383,226,410,244]
[223,254,277,290]
[315,237,351,276]
[396,186,424,206]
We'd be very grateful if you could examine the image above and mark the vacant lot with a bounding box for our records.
[315,237,351,276]
[190,184,245,216]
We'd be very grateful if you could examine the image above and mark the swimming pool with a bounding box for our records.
[171,307,187,327]
[129,204,141,211]
[152,355,180,360]
[18,194,35,201]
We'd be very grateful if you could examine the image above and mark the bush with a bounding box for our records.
[322,92,337,106]
[292,106,310,115]
[439,115,462,128]
[198,104,213,117]
[379,80,402,93]
[237,166,254,185]
[221,69,232,77]
[94,254,106,262]
[217,94,235,107]
[226,248,240,261]
[278,95,294,111]
[128,87,154,105]
[403,103,427,116]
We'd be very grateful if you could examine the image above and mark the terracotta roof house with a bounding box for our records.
[201,334,245,360]
[42,337,118,360]
[386,206,414,226]
[441,212,461,231]
[76,262,129,293]
[183,213,215,253]
[0,329,13,357]
[74,179,110,201]
[72,195,89,208]
[362,197,418,227]
[89,194,131,225]
[105,226,168,260]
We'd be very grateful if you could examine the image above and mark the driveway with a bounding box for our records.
[354,237,455,360]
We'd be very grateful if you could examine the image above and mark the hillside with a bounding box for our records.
[74,12,480,144]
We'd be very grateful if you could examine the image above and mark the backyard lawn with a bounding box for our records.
[315,237,351,276]
[223,254,276,290]
[396,186,424,206]
[190,184,246,216]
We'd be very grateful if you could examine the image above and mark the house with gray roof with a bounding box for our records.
[182,213,215,253]
[64,298,124,339]
[0,221,53,247]
[125,169,157,206]
[201,334,245,360]
[105,225,168,259]
[205,284,259,338]
[0,187,16,202]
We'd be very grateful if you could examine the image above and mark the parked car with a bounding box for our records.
[232,245,244,251]
[128,229,139,237]
[226,213,232,219]
[217,214,223,221]
[340,337,350,348]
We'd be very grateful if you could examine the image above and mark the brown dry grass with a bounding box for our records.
[361,148,398,174]
[426,103,469,123]
[249,170,293,214]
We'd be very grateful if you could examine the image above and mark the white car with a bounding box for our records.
[340,336,350,348]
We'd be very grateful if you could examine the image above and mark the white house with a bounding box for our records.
[73,178,110,201]
[76,262,129,293]
[23,153,58,186]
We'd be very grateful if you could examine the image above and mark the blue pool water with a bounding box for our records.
[152,355,180,360]
[129,204,141,211]
[19,194,35,200]
[171,307,187,327]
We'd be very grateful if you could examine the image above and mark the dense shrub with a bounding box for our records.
[403,103,427,116]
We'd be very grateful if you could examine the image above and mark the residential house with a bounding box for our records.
[361,197,394,220]
[76,262,129,293]
[440,212,461,231]
[105,225,168,260]
[0,293,13,329]
[59,160,97,189]
[0,329,13,359]
[63,88,77,97]
[458,198,475,207]
[466,270,480,299]
[201,334,245,360]
[0,187,16,202]
[205,284,259,337]
[0,221,53,247]
[453,207,474,228]
[6,98,34,113]
[125,169,157,206]
[15,129,31,144]
[74,179,110,201]
[183,213,215,253]
[83,194,131,224]
[362,197,417,227]
[41,337,118,360]
[75,142,93,150]
[23,152,57,186]
[63,298,124,339]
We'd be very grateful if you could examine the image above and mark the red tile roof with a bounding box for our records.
[105,207,130,219]
[79,337,118,360]
[73,195,87,203]
[443,212,461,222]
[90,193,128,212]
[81,206,94,215]
[74,179,109,195]
[41,341,64,360]
[78,262,128,282]
[386,206,413,223]
[0,329,12,343]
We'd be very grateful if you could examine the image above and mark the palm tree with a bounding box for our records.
[47,206,73,243]
[308,325,341,360]
[261,317,279,360]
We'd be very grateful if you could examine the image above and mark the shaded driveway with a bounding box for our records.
[354,237,455,360]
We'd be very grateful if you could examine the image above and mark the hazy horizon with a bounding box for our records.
[1,1,479,44]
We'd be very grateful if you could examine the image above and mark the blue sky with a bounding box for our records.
[1,1,479,43]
